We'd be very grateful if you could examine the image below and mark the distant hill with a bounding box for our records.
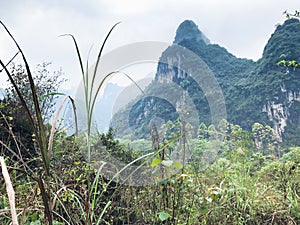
[112,19,300,146]
[0,88,4,99]
[94,82,123,131]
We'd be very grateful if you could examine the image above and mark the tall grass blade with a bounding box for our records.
[65,22,148,223]
[89,22,120,112]
[37,176,53,223]
[0,51,19,73]
[0,60,39,149]
[59,34,85,78]
[95,201,112,225]
[0,20,49,175]
[60,34,90,119]
[90,162,106,221]
[47,95,78,158]
[88,71,144,132]
[0,20,54,224]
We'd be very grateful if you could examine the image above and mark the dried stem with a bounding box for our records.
[0,156,19,225]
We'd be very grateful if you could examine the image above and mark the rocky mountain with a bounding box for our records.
[235,18,300,143]
[112,18,300,145]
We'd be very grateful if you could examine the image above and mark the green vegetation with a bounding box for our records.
[2,107,300,224]
[0,18,299,225]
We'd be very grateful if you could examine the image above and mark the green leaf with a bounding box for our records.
[161,159,174,167]
[288,60,296,67]
[173,161,183,169]
[277,60,286,66]
[157,178,169,185]
[151,157,162,167]
[38,92,65,101]
[158,211,170,221]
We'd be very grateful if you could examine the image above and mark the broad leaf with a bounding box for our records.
[173,161,183,169]
[151,157,162,167]
[158,211,170,221]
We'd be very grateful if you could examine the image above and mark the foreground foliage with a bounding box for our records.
[1,117,300,224]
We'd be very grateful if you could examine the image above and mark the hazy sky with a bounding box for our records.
[0,0,298,89]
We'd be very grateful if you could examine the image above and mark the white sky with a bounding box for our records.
[0,0,298,90]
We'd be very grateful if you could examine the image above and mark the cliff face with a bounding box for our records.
[254,18,300,142]
[113,19,300,145]
[262,89,300,141]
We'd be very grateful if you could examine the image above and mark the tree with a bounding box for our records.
[207,124,217,140]
[252,122,276,155]
[161,119,182,141]
[93,127,140,164]
[277,12,300,69]
[284,10,300,19]
[198,122,208,139]
[5,62,66,122]
[0,62,66,164]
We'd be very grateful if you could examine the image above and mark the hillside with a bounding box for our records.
[234,18,300,143]
[112,19,300,145]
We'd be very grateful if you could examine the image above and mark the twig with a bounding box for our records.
[0,51,19,73]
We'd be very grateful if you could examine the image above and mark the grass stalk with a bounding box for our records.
[0,156,19,225]
[0,20,54,224]
[0,21,49,175]
[64,23,120,224]
[47,95,78,158]
[62,22,119,162]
